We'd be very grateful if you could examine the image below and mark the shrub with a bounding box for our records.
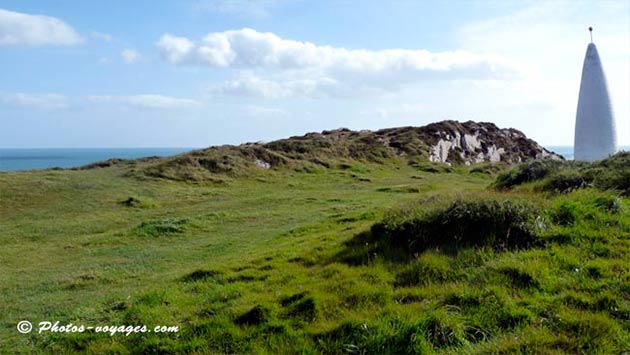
[373,197,546,254]
[494,152,630,194]
[586,152,630,195]
[541,170,586,193]
[551,203,578,226]
[593,195,623,214]
[494,160,566,189]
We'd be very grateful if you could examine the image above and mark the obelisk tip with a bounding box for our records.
[589,27,593,43]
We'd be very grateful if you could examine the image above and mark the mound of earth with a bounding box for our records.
[83,120,563,182]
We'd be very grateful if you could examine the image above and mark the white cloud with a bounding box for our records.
[88,94,201,110]
[90,31,113,42]
[0,8,82,46]
[0,93,69,109]
[161,28,520,99]
[156,34,195,63]
[156,28,518,79]
[121,49,140,63]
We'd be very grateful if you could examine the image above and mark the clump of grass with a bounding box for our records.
[119,196,158,208]
[234,305,270,326]
[181,269,223,282]
[586,151,630,195]
[315,310,469,354]
[593,195,623,214]
[498,266,539,289]
[395,251,453,286]
[494,152,630,195]
[548,310,626,353]
[131,218,188,237]
[284,297,318,321]
[551,202,579,226]
[372,196,546,255]
[279,292,308,307]
[541,170,586,193]
[494,160,566,189]
[469,163,507,176]
[409,160,452,173]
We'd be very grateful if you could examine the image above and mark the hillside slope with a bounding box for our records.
[115,120,561,182]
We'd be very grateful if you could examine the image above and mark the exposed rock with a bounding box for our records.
[255,159,271,169]
[421,121,560,165]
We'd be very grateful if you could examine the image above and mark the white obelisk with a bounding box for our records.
[574,27,617,162]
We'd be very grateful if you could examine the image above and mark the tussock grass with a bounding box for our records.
[372,195,546,255]
[130,218,189,237]
[495,152,630,195]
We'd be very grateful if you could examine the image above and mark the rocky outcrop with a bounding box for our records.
[419,121,561,165]
[132,120,562,181]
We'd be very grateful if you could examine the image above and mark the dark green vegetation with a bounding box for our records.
[1,144,628,354]
[494,152,630,195]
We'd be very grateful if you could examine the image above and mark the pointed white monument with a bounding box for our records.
[574,27,617,162]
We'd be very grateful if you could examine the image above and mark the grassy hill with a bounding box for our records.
[0,126,628,354]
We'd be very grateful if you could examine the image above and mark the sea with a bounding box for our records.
[0,146,628,172]
[0,148,195,172]
[546,146,629,161]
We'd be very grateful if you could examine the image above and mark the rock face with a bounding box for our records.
[574,43,617,162]
[418,121,561,165]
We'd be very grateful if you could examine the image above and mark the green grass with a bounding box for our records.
[0,158,628,354]
[494,152,630,195]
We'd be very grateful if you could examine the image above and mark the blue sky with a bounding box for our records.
[0,0,628,148]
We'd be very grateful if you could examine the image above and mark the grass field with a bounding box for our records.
[0,158,628,354]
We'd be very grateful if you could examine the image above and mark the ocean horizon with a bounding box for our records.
[0,148,195,172]
[1,146,628,172]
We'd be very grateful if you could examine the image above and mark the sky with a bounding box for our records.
[0,0,628,148]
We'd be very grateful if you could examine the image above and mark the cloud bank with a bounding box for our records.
[0,8,82,46]
[157,28,520,98]
[157,28,516,75]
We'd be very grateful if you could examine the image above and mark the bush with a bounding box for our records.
[541,170,586,193]
[494,160,566,189]
[494,152,630,194]
[593,195,623,214]
[373,197,546,254]
[551,203,578,226]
